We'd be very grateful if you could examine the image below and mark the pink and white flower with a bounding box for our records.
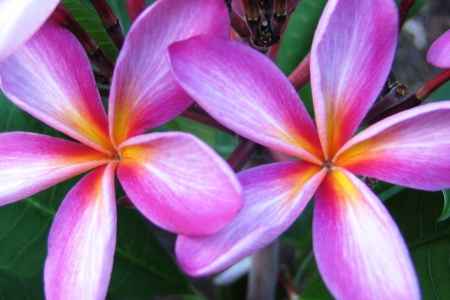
[0,0,241,298]
[0,0,59,61]
[427,29,450,68]
[169,0,450,298]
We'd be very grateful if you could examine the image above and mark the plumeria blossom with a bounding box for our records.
[0,0,59,61]
[169,0,450,298]
[427,28,450,68]
[0,0,242,298]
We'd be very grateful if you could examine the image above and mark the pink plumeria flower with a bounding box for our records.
[0,0,241,298]
[169,0,450,298]
[427,29,450,68]
[0,0,59,61]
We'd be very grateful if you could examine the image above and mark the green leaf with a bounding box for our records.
[431,81,450,102]
[281,200,313,246]
[108,207,196,298]
[439,189,450,221]
[276,0,327,75]
[163,116,236,159]
[0,176,78,299]
[299,271,333,300]
[181,295,207,300]
[166,117,217,147]
[385,189,450,299]
[281,200,333,299]
[0,91,63,137]
[407,0,428,18]
[62,0,119,61]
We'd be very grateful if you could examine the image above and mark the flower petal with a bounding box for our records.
[311,0,398,158]
[44,164,117,300]
[176,161,325,276]
[0,132,110,206]
[314,168,420,300]
[427,29,450,68]
[169,36,323,164]
[109,0,229,146]
[335,102,450,190]
[0,20,113,154]
[0,0,59,61]
[117,132,242,236]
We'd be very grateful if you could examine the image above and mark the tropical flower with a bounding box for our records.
[0,0,241,298]
[427,28,450,68]
[168,0,450,298]
[0,0,59,61]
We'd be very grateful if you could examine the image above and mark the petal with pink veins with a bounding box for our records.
[314,168,420,300]
[310,0,398,158]
[176,161,325,276]
[335,102,450,190]
[44,163,117,300]
[0,20,113,154]
[427,29,450,68]
[169,36,323,164]
[0,0,59,61]
[117,132,242,236]
[109,0,229,146]
[0,132,111,206]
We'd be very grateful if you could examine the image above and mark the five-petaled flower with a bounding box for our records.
[169,0,450,298]
[0,0,241,298]
[0,0,59,61]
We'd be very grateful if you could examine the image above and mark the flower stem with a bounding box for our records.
[126,0,146,24]
[52,4,114,78]
[227,138,257,172]
[89,0,125,50]
[287,0,301,13]
[278,272,299,300]
[288,53,310,91]
[230,7,251,38]
[416,68,450,100]
[366,69,450,124]
[246,240,279,300]
[88,48,115,78]
[398,0,416,30]
[362,82,409,125]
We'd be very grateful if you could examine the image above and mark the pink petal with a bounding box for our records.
[310,0,398,159]
[0,132,111,206]
[0,20,114,154]
[314,168,420,300]
[335,102,450,190]
[0,0,59,61]
[169,36,323,164]
[427,29,450,68]
[176,161,326,276]
[116,132,242,236]
[44,163,117,300]
[109,0,229,146]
